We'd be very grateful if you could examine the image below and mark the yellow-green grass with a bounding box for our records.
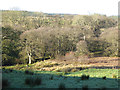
[2,63,119,79]
[2,60,59,71]
[33,69,119,78]
[66,69,119,78]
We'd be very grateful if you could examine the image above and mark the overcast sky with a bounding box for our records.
[0,0,119,16]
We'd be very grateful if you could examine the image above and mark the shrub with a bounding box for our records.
[77,78,81,82]
[75,41,89,58]
[25,70,34,75]
[81,75,86,80]
[25,70,29,74]
[25,78,31,85]
[86,75,89,79]
[56,67,72,73]
[102,76,106,80]
[71,69,78,72]
[3,69,13,73]
[9,69,13,72]
[59,75,63,77]
[77,55,90,64]
[44,64,53,67]
[58,83,66,90]
[4,69,9,73]
[112,74,117,79]
[81,75,89,80]
[49,75,54,80]
[25,77,41,86]
[55,69,62,72]
[76,67,83,71]
[2,79,9,88]
[34,77,42,85]
[86,39,111,57]
[64,51,77,61]
[63,76,67,79]
[100,87,106,90]
[2,68,5,70]
[61,67,72,73]
[56,73,64,76]
[82,85,88,90]
[63,71,70,75]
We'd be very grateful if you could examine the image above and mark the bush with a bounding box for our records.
[44,64,53,67]
[86,75,89,79]
[2,68,5,70]
[102,76,106,80]
[55,67,72,73]
[3,69,13,73]
[9,69,13,72]
[82,85,88,90]
[25,78,31,85]
[100,87,106,90]
[71,69,78,72]
[56,73,64,76]
[34,77,42,85]
[63,72,70,75]
[75,67,83,70]
[25,70,34,75]
[64,51,77,61]
[63,76,67,79]
[25,77,42,86]
[81,75,89,80]
[58,83,66,90]
[56,69,62,72]
[112,74,117,79]
[49,75,54,80]
[2,79,10,88]
[75,41,89,57]
[61,67,72,73]
[77,56,90,64]
[86,39,111,57]
[76,78,81,82]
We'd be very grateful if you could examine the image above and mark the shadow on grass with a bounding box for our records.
[2,68,120,90]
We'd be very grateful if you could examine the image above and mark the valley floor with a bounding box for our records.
[2,57,120,89]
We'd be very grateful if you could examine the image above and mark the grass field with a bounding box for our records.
[2,67,120,88]
[2,57,120,89]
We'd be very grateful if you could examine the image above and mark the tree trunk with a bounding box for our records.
[28,53,32,64]
[83,35,86,41]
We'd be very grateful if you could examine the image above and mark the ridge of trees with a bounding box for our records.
[2,10,118,65]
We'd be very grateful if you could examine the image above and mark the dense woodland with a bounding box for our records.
[1,10,118,66]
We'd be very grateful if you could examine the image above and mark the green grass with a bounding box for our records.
[2,68,119,88]
[2,64,119,88]
[34,71,66,76]
[66,69,118,78]
[3,64,119,78]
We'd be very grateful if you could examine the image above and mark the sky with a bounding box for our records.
[0,0,119,16]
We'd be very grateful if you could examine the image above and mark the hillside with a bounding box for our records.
[1,10,119,89]
[2,10,118,65]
